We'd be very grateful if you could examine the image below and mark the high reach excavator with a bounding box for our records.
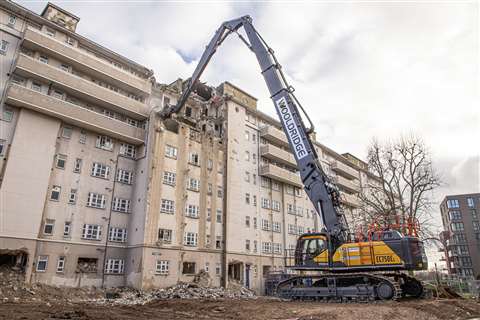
[160,16,428,302]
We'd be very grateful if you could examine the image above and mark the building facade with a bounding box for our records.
[440,193,480,279]
[0,1,378,293]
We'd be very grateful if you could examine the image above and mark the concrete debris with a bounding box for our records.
[94,282,256,306]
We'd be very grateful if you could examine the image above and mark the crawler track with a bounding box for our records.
[275,272,423,302]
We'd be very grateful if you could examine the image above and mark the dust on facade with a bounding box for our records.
[0,1,379,293]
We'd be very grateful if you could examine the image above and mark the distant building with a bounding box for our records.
[440,193,480,279]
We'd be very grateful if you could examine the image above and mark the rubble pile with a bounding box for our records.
[96,282,256,305]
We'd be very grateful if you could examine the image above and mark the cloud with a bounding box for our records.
[18,1,479,233]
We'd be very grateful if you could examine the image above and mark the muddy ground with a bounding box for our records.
[1,298,479,320]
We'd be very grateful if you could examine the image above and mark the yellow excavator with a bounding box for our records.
[160,15,428,302]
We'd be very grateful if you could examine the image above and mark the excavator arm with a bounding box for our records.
[159,15,349,247]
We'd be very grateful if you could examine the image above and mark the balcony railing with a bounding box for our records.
[260,164,302,187]
[331,160,359,180]
[339,192,361,208]
[5,84,146,144]
[259,125,290,148]
[260,144,296,168]
[22,27,151,95]
[334,175,360,193]
[14,54,149,119]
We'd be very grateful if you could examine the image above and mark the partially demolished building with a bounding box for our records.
[0,1,378,293]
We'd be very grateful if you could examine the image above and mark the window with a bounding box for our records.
[165,145,178,158]
[262,242,272,253]
[68,189,77,204]
[272,200,281,212]
[253,195,257,206]
[82,224,102,240]
[273,243,282,254]
[245,131,250,141]
[184,232,198,246]
[127,118,139,127]
[185,204,199,218]
[66,37,75,46]
[189,152,200,166]
[288,224,297,235]
[182,262,196,274]
[253,240,258,252]
[467,197,475,208]
[447,199,460,209]
[79,130,87,144]
[46,28,56,37]
[11,75,25,85]
[253,217,257,229]
[50,185,61,201]
[55,154,67,169]
[187,178,200,191]
[0,40,9,55]
[163,171,176,186]
[261,198,270,209]
[207,159,213,170]
[245,240,251,251]
[91,162,110,179]
[261,219,271,231]
[252,133,256,143]
[120,143,136,158]
[73,158,82,173]
[0,140,5,156]
[56,256,65,273]
[448,211,462,221]
[252,174,257,185]
[36,256,48,272]
[261,177,270,188]
[95,135,114,151]
[39,55,49,64]
[87,192,106,209]
[285,185,294,195]
[8,15,16,26]
[216,209,222,223]
[451,222,465,231]
[217,186,223,198]
[245,171,250,182]
[160,199,175,214]
[61,126,73,139]
[205,262,210,273]
[298,226,305,234]
[245,193,250,204]
[112,198,130,213]
[272,181,280,191]
[43,219,55,235]
[2,108,14,122]
[245,151,250,161]
[296,207,304,217]
[31,82,42,92]
[117,169,133,184]
[252,153,256,164]
[216,236,222,249]
[109,227,127,242]
[184,106,193,117]
[156,260,169,274]
[295,187,302,197]
[453,233,467,244]
[105,259,124,274]
[272,221,281,233]
[472,210,478,220]
[287,204,295,215]
[207,208,212,221]
[63,222,71,237]
[158,229,173,243]
[60,63,71,72]
[216,263,221,275]
[245,216,250,227]
[474,221,480,232]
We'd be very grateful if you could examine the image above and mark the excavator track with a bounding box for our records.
[275,272,416,303]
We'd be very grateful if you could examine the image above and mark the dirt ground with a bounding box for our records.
[0,298,479,320]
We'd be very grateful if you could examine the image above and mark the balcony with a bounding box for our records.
[331,160,359,180]
[14,54,148,119]
[5,84,146,145]
[260,144,296,168]
[22,27,151,95]
[260,164,302,187]
[334,175,360,193]
[339,192,360,208]
[259,125,289,148]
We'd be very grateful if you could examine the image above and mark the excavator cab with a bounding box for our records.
[295,233,330,267]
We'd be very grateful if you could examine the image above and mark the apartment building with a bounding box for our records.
[0,1,153,287]
[440,193,480,279]
[0,1,378,293]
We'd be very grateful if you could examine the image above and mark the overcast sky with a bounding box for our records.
[19,1,479,238]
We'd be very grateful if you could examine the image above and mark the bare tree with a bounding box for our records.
[358,135,442,237]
